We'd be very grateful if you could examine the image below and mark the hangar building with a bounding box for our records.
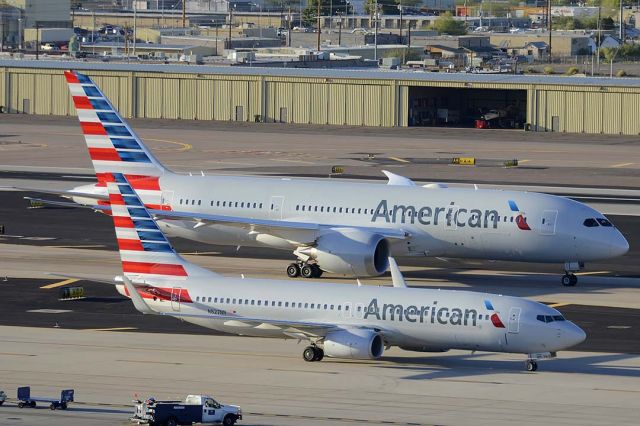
[1,60,640,135]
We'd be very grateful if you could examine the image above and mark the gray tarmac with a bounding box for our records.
[1,116,639,425]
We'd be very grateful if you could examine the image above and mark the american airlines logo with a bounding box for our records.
[364,298,479,327]
[371,200,500,229]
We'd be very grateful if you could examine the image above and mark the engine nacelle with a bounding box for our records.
[323,329,384,360]
[307,229,389,276]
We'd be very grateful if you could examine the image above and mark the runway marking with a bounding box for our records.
[182,251,222,255]
[26,309,72,314]
[547,303,571,308]
[607,325,631,329]
[268,158,316,165]
[388,156,410,163]
[611,162,634,168]
[518,159,531,164]
[40,278,79,289]
[145,138,192,152]
[575,271,611,276]
[117,359,182,365]
[85,327,138,332]
[46,244,106,249]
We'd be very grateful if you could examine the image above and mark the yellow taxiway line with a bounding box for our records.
[547,303,571,308]
[40,278,79,289]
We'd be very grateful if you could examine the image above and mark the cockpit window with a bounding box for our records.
[596,218,613,227]
[537,314,566,323]
[583,218,599,227]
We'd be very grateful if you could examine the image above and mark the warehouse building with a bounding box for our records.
[1,60,640,135]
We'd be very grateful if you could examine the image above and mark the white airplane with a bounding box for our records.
[102,173,586,371]
[24,70,629,286]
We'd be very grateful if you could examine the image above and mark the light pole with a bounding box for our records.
[316,0,321,51]
[398,0,402,40]
[17,17,23,52]
[337,11,342,45]
[374,0,379,62]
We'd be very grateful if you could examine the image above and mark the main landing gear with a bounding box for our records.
[561,273,578,287]
[303,345,324,362]
[287,262,323,279]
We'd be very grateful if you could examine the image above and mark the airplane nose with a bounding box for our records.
[611,232,630,258]
[566,324,587,348]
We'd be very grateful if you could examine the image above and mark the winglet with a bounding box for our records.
[123,276,157,315]
[382,170,416,187]
[388,257,407,288]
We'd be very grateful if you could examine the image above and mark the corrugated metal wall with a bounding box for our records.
[2,66,640,134]
[529,88,640,134]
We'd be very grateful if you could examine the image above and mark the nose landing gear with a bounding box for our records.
[562,261,583,287]
[526,359,538,372]
[561,273,578,287]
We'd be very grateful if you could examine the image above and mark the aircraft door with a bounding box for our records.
[161,190,174,210]
[342,302,353,319]
[354,303,365,319]
[171,287,182,312]
[269,196,285,219]
[508,307,521,334]
[539,210,558,235]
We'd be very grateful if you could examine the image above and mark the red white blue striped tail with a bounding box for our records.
[64,70,167,177]
[108,173,191,281]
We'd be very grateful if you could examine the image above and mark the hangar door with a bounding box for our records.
[408,87,526,129]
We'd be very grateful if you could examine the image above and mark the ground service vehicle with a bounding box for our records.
[17,386,74,410]
[0,390,6,405]
[131,394,242,426]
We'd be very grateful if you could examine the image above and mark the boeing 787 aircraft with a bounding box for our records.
[96,173,586,371]
[23,70,629,286]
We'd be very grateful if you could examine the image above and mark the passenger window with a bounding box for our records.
[324,304,328,309]
[510,216,514,222]
[260,203,263,208]
[311,303,315,309]
[217,201,220,207]
[244,299,248,304]
[338,305,342,311]
[232,298,236,304]
[345,305,350,311]
[238,299,243,305]
[214,297,218,303]
[223,201,226,207]
[339,208,343,213]
[302,206,306,211]
[278,301,282,307]
[235,202,238,207]
[208,297,211,302]
[241,202,244,208]
[298,303,302,308]
[253,203,257,208]
[179,199,183,204]
[251,300,255,305]
[583,218,599,227]
[330,304,334,310]
[285,302,289,307]
[358,208,362,214]
[198,200,202,206]
[596,218,613,227]
[192,200,195,205]
[271,301,276,306]
[314,206,318,212]
[196,296,200,302]
[304,303,309,308]
[258,300,261,306]
[296,205,299,211]
[333,207,337,213]
[321,206,324,212]
[226,298,230,303]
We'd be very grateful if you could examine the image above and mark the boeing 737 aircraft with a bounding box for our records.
[94,174,586,371]
[23,70,629,286]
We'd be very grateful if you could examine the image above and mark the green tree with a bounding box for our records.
[302,0,352,27]
[429,12,467,35]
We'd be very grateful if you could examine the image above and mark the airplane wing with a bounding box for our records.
[2,186,109,201]
[149,209,409,243]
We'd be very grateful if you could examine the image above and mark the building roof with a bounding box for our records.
[524,41,548,49]
[2,58,640,88]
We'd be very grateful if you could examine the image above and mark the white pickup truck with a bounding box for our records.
[131,394,242,426]
[0,390,6,405]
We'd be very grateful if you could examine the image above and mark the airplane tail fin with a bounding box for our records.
[107,173,216,283]
[64,70,173,208]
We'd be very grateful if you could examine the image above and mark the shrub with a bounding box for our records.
[543,66,554,75]
[525,67,539,74]
[616,69,627,77]
[565,67,579,75]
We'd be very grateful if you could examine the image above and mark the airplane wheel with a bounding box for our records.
[561,274,576,287]
[286,263,300,278]
[303,346,317,362]
[300,265,315,279]
[311,264,323,278]
[526,360,538,372]
[313,348,324,361]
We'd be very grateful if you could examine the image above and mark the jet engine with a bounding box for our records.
[323,329,384,359]
[303,229,390,276]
